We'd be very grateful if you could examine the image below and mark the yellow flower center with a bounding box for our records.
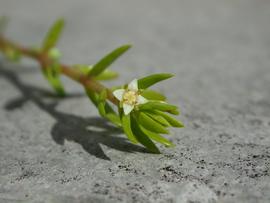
[123,90,138,105]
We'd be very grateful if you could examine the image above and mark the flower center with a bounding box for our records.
[123,90,138,105]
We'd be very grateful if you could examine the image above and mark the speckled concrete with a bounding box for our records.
[0,0,270,202]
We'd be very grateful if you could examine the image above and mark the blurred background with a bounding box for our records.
[0,0,270,203]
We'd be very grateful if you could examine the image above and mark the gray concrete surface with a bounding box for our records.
[0,0,270,202]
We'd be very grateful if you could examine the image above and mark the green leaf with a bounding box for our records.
[139,101,179,115]
[87,89,121,127]
[73,65,91,76]
[98,102,106,116]
[144,112,171,127]
[95,70,118,80]
[85,88,98,106]
[105,113,122,127]
[42,18,65,51]
[42,63,65,96]
[98,102,122,127]
[137,112,169,134]
[74,65,118,80]
[0,16,8,34]
[111,85,124,91]
[138,73,173,89]
[99,93,121,126]
[89,45,131,77]
[121,114,138,143]
[154,110,184,128]
[131,116,160,153]
[97,90,107,116]
[48,47,61,60]
[141,90,166,101]
[4,47,21,62]
[139,125,174,147]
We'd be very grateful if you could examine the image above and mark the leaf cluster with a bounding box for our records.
[41,19,65,96]
[78,43,184,153]
[120,75,184,153]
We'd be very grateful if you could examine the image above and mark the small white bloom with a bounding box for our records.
[113,79,148,115]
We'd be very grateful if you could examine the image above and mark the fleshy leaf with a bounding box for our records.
[95,70,118,80]
[105,114,122,127]
[154,110,184,128]
[73,64,91,75]
[111,85,125,91]
[139,101,179,115]
[99,90,122,126]
[139,125,174,147]
[122,114,138,143]
[42,18,65,51]
[138,73,173,89]
[74,65,118,80]
[48,47,61,60]
[98,102,121,127]
[141,90,166,101]
[137,112,169,134]
[4,47,21,62]
[131,115,160,153]
[97,90,107,116]
[42,63,65,96]
[145,112,171,127]
[89,45,131,77]
[87,89,121,127]
[0,16,8,34]
[85,88,98,106]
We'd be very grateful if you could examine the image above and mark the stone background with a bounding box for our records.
[0,0,270,202]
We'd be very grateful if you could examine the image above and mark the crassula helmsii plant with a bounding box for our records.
[0,17,184,153]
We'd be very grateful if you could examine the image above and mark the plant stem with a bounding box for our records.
[0,35,119,105]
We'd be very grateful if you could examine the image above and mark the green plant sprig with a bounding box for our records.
[0,18,184,153]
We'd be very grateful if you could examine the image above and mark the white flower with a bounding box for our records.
[113,79,148,115]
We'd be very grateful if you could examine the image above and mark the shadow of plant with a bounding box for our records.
[0,63,146,160]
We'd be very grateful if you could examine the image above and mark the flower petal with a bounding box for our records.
[123,103,134,115]
[137,95,148,104]
[113,89,125,101]
[128,79,138,91]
